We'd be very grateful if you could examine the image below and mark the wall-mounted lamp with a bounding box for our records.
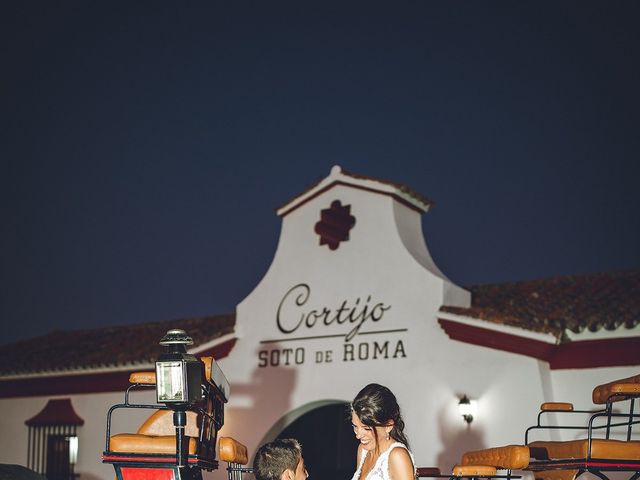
[458,395,477,424]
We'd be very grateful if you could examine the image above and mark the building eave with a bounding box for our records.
[276,165,432,217]
[438,317,640,369]
[437,311,558,344]
[0,337,238,399]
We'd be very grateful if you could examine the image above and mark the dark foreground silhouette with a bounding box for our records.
[0,464,46,480]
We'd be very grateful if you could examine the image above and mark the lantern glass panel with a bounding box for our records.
[156,361,186,402]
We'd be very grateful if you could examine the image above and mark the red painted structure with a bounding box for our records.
[438,319,640,369]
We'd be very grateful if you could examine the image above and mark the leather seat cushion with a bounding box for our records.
[462,445,530,469]
[529,439,640,460]
[453,465,497,476]
[109,434,198,455]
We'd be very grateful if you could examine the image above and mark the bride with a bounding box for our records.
[350,383,415,480]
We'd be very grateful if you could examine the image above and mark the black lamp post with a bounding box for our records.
[155,329,204,468]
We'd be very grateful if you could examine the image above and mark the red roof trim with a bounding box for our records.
[438,318,556,361]
[278,180,426,217]
[0,370,134,399]
[0,338,237,399]
[438,319,640,369]
[549,337,640,369]
[25,398,84,426]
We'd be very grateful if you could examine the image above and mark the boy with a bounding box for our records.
[253,438,308,480]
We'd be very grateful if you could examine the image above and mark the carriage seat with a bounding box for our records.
[527,373,640,463]
[108,355,228,456]
[453,465,498,476]
[528,439,640,461]
[452,445,530,476]
[109,409,200,454]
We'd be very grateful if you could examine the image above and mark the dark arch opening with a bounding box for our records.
[277,402,359,480]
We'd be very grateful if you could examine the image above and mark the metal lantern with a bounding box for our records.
[155,329,204,406]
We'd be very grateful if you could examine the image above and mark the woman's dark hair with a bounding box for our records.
[351,383,409,448]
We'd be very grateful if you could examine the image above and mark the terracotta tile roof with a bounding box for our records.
[338,167,434,208]
[0,314,235,377]
[440,271,640,341]
[5,271,637,377]
[277,166,433,212]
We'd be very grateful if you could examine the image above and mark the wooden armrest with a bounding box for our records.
[219,436,248,464]
[453,465,497,476]
[609,383,640,396]
[462,445,529,470]
[129,371,156,384]
[540,402,573,411]
[592,374,640,404]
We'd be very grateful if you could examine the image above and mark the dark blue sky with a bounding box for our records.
[2,2,639,345]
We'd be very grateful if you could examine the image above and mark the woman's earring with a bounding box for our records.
[386,431,390,440]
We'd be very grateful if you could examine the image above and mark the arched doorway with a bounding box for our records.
[276,401,359,480]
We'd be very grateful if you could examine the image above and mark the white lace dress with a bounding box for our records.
[350,442,415,480]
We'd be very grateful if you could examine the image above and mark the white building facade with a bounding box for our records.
[1,166,638,480]
[217,165,638,478]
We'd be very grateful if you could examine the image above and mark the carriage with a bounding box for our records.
[102,329,251,480]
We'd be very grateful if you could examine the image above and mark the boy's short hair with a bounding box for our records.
[253,438,302,480]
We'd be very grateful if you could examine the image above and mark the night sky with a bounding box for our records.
[2,2,639,346]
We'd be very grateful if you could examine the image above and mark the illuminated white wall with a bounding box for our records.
[216,169,638,480]
[1,168,636,480]
[0,390,155,480]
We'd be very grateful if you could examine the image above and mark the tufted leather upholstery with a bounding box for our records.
[453,465,497,476]
[109,409,201,454]
[461,445,530,470]
[529,439,640,461]
[109,433,198,455]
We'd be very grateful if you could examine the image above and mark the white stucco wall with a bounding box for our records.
[2,359,635,479]
[0,389,155,480]
[1,170,636,480]
[214,178,574,479]
[215,174,638,479]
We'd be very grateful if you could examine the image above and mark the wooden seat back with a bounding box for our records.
[592,374,640,405]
